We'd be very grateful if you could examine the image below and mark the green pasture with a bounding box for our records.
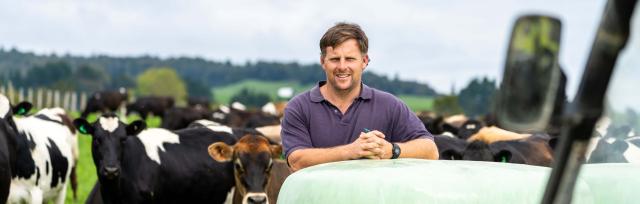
[213,80,434,111]
[212,80,313,105]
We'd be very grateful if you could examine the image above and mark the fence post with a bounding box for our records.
[36,88,44,110]
[27,88,34,105]
[7,82,15,104]
[80,92,87,112]
[71,92,78,113]
[63,91,71,111]
[46,90,53,108]
[18,88,24,103]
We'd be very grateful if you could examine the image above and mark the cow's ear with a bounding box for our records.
[12,102,32,116]
[270,144,283,160]
[126,120,146,136]
[494,150,512,163]
[73,119,94,135]
[208,142,233,162]
[440,150,462,160]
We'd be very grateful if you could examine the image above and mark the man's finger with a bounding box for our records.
[370,130,386,139]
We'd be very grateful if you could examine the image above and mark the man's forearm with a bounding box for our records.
[397,138,439,160]
[288,145,351,172]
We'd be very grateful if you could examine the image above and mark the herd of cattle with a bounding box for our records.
[1,89,638,203]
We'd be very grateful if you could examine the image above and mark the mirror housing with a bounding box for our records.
[496,15,563,133]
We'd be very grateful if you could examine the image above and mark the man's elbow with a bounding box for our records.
[419,138,439,160]
[287,152,305,172]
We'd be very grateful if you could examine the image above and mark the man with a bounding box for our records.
[282,22,439,172]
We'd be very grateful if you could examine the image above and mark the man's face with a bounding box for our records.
[321,39,369,93]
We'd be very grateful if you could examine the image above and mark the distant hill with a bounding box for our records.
[0,48,439,97]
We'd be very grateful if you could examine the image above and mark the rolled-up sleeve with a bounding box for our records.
[281,100,312,160]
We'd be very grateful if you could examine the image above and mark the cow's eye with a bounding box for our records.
[93,139,101,146]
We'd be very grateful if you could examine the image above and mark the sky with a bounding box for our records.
[1,0,638,111]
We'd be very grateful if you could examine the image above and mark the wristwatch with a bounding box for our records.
[390,143,401,159]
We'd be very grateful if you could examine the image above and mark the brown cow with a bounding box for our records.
[209,134,291,204]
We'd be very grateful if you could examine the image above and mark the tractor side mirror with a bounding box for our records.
[496,15,563,133]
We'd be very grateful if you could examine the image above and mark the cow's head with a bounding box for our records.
[461,141,498,162]
[208,134,282,204]
[73,114,145,180]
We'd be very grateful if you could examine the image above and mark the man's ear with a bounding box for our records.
[208,142,234,162]
[320,55,325,65]
[270,144,283,160]
[12,102,32,116]
[363,54,370,67]
[126,120,146,136]
[73,118,94,135]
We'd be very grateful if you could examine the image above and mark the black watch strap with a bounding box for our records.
[391,143,401,159]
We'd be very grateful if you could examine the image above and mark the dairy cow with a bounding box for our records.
[6,105,78,204]
[81,89,128,118]
[0,95,32,203]
[126,96,175,119]
[73,114,236,203]
[209,134,290,204]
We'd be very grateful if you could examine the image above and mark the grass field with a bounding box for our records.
[398,95,434,112]
[213,80,434,111]
[212,80,313,104]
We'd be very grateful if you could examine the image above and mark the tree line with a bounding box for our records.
[0,48,438,97]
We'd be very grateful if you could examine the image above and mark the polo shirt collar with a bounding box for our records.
[310,81,373,103]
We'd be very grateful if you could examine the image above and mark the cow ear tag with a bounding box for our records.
[16,108,27,115]
[78,124,89,134]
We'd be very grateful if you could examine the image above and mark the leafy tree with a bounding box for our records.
[73,64,111,92]
[457,77,497,117]
[185,78,211,99]
[433,95,463,116]
[136,67,187,103]
[230,88,271,109]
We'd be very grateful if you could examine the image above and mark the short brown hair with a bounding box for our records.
[319,22,369,57]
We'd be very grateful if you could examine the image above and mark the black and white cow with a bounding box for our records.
[586,124,640,163]
[0,95,31,203]
[7,106,78,204]
[81,88,128,119]
[188,119,282,144]
[73,114,236,203]
[126,96,175,119]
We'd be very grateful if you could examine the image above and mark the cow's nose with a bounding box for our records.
[247,195,267,204]
[103,166,120,178]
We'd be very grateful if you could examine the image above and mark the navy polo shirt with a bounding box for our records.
[281,81,433,160]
